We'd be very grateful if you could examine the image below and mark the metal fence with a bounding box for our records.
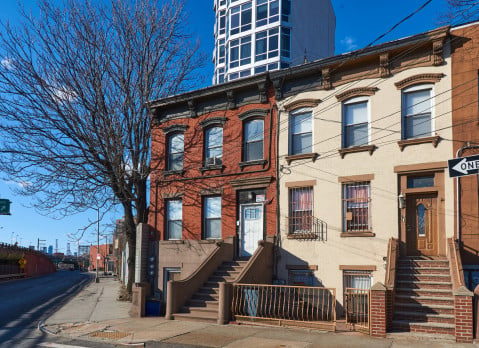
[232,283,336,331]
[344,288,370,333]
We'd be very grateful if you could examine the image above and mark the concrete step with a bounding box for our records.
[396,274,451,282]
[395,287,453,298]
[393,302,454,315]
[394,294,453,306]
[393,310,454,324]
[186,299,219,309]
[396,266,451,275]
[173,311,217,323]
[396,280,452,290]
[392,319,455,335]
[397,259,449,268]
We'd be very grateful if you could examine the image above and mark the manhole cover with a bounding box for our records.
[89,330,130,340]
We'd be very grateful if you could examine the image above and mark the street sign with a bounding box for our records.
[448,154,479,178]
[97,254,101,260]
[0,199,11,215]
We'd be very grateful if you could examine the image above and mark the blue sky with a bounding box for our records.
[0,0,449,252]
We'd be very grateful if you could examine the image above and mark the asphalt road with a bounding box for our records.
[0,271,117,348]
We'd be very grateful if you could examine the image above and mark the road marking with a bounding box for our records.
[39,343,89,348]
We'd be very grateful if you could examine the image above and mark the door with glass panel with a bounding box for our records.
[240,203,263,257]
[405,193,438,256]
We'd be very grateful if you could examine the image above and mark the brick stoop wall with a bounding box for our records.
[454,286,473,343]
[370,282,387,338]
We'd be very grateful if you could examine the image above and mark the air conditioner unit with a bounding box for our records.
[206,157,222,166]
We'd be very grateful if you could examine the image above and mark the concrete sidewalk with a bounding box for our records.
[43,274,479,348]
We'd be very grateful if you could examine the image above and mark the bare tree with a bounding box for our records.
[437,0,479,24]
[0,0,204,292]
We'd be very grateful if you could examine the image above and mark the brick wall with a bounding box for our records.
[370,282,387,337]
[454,288,473,343]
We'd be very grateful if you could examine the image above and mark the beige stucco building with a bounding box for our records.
[272,26,454,314]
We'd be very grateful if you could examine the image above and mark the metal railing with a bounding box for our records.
[287,216,327,241]
[231,283,336,331]
[345,288,370,334]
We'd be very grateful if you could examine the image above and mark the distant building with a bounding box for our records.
[42,247,47,253]
[212,0,336,84]
[48,245,53,254]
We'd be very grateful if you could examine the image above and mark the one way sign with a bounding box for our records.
[448,154,479,178]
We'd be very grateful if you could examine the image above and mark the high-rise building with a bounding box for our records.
[213,0,335,84]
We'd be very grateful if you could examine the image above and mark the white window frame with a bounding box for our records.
[230,35,251,69]
[243,118,264,162]
[166,199,182,240]
[205,126,223,165]
[255,28,279,63]
[256,0,279,27]
[203,196,222,239]
[167,133,184,171]
[289,108,313,155]
[342,96,370,148]
[230,3,252,36]
[401,84,434,140]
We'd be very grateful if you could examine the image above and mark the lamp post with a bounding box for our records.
[96,207,100,283]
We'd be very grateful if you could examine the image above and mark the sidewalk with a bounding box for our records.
[43,275,479,348]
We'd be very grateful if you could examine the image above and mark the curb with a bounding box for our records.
[37,320,57,336]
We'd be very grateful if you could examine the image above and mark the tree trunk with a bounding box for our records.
[123,204,137,294]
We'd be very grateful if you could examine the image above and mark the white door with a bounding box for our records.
[240,203,264,257]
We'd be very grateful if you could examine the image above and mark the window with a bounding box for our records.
[255,28,278,62]
[166,199,182,240]
[167,133,184,171]
[281,0,291,22]
[343,97,369,148]
[342,182,370,232]
[343,270,372,290]
[230,3,252,35]
[289,187,313,234]
[289,109,312,155]
[204,196,221,239]
[402,85,433,139]
[217,68,225,84]
[230,36,251,68]
[205,127,223,166]
[166,199,183,240]
[243,119,264,161]
[218,39,225,64]
[288,269,315,286]
[407,175,434,188]
[281,27,291,58]
[256,0,279,27]
[218,10,226,36]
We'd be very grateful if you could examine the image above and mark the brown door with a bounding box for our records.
[405,193,438,256]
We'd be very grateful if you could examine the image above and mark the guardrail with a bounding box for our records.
[231,283,336,331]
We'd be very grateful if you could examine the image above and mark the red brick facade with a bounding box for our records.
[370,283,387,338]
[451,23,479,264]
[149,83,277,246]
[454,291,473,343]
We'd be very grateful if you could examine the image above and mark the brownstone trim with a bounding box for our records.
[335,87,378,102]
[161,124,188,135]
[283,99,321,112]
[199,116,227,128]
[287,264,318,271]
[161,192,184,199]
[285,152,319,164]
[285,180,317,188]
[339,265,377,271]
[229,175,273,190]
[237,108,269,121]
[397,135,440,151]
[338,174,374,183]
[394,161,447,173]
[338,145,376,158]
[340,232,376,238]
[199,188,223,195]
[394,73,445,90]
